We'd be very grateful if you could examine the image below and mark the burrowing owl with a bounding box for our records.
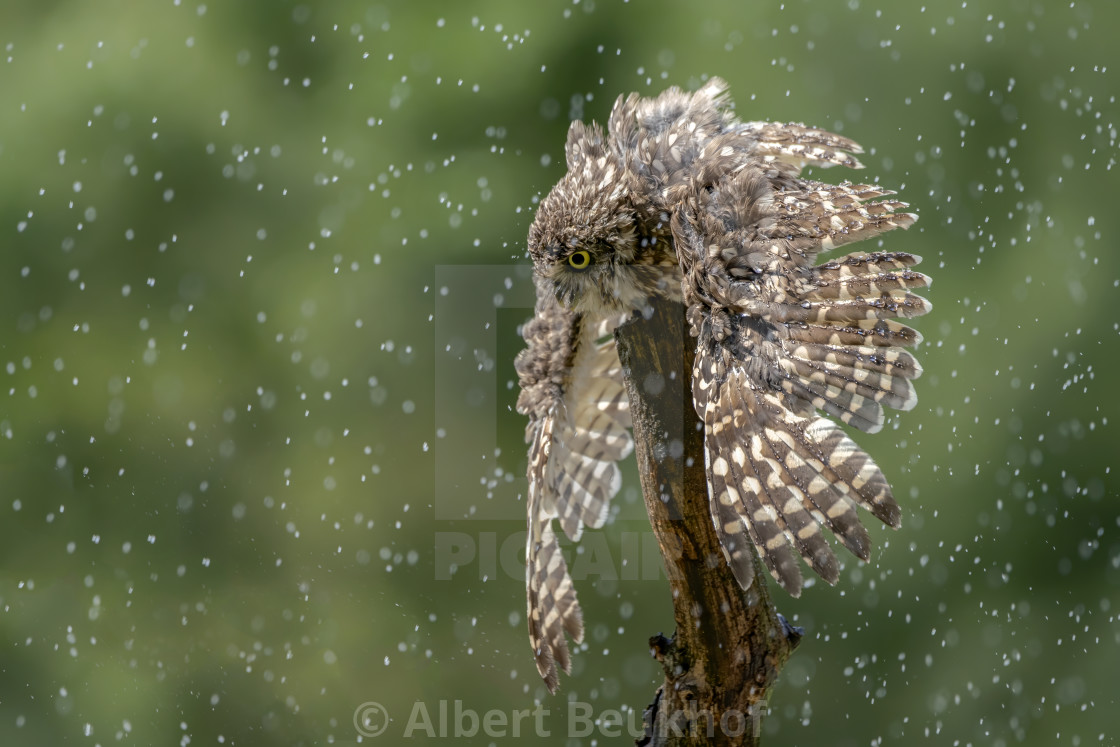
[515,78,930,693]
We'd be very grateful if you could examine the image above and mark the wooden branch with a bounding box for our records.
[614,297,801,747]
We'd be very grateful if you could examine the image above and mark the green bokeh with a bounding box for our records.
[0,1,1116,744]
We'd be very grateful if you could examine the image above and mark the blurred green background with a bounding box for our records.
[1,0,1117,744]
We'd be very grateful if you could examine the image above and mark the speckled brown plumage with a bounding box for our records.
[515,78,930,693]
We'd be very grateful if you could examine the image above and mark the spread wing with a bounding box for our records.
[516,286,633,692]
[673,143,930,596]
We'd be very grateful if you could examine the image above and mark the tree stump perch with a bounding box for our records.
[614,297,801,747]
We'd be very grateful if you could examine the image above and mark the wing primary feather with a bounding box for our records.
[526,520,582,693]
[783,317,924,348]
[717,369,805,595]
[731,376,841,587]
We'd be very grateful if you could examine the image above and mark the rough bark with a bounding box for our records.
[614,297,801,747]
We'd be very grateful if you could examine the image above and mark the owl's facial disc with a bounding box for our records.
[549,244,659,317]
[547,245,605,312]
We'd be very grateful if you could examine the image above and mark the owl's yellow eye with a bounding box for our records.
[567,250,592,270]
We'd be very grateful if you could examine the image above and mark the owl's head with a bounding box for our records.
[527,121,661,317]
